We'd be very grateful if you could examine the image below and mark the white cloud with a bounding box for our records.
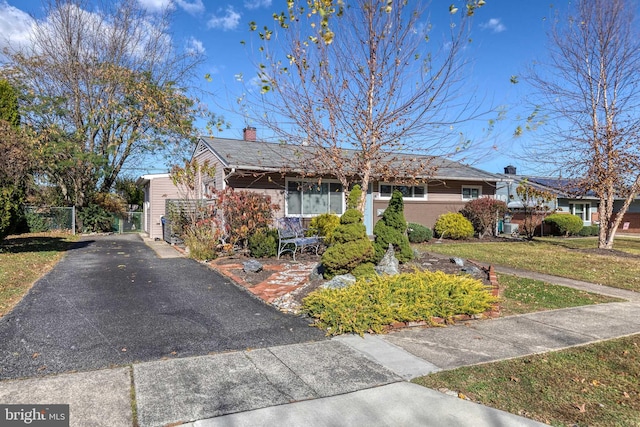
[185,36,205,55]
[0,1,35,51]
[175,0,205,15]
[244,0,272,10]
[136,0,174,13]
[207,6,240,31]
[481,18,506,33]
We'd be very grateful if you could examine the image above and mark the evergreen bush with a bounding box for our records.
[78,204,114,233]
[578,225,599,237]
[407,223,432,243]
[434,212,474,239]
[373,190,413,262]
[321,188,375,279]
[248,228,278,258]
[308,213,340,244]
[303,270,498,336]
[544,214,584,236]
[347,184,362,210]
[24,209,51,233]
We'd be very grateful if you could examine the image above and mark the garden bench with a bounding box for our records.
[276,217,321,260]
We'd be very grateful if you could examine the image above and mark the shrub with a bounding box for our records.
[351,262,377,279]
[578,225,600,237]
[321,207,375,279]
[183,218,222,260]
[407,223,432,243]
[373,190,413,263]
[93,192,127,216]
[248,228,278,258]
[308,213,340,244]
[543,214,584,236]
[434,212,474,240]
[24,209,51,233]
[303,270,498,336]
[460,198,507,239]
[78,204,114,233]
[347,184,362,210]
[216,188,280,249]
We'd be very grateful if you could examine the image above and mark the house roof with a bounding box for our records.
[135,173,170,187]
[197,136,505,183]
[501,173,599,199]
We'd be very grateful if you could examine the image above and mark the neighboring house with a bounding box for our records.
[178,128,507,235]
[136,173,188,240]
[497,165,640,233]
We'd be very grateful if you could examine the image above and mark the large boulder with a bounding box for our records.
[309,263,325,281]
[450,257,465,267]
[322,274,357,289]
[375,244,400,276]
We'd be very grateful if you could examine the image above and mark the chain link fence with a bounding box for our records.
[24,206,75,233]
[111,212,143,233]
[25,207,143,235]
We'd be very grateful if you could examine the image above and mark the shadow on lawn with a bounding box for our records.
[0,236,91,254]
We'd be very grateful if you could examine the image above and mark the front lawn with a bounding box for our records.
[413,334,640,426]
[498,274,623,316]
[421,237,640,292]
[0,232,79,316]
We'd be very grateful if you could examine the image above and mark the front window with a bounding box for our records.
[379,184,426,199]
[462,186,481,200]
[286,180,344,216]
[569,202,590,222]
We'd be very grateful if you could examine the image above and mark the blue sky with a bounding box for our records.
[0,0,568,176]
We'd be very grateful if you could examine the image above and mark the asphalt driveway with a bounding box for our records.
[0,234,325,380]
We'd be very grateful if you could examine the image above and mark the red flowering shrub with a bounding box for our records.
[216,188,280,249]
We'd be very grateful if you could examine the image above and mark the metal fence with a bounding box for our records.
[111,212,143,234]
[25,207,143,235]
[163,199,213,244]
[25,206,76,233]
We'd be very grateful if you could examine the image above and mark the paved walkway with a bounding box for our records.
[1,238,639,426]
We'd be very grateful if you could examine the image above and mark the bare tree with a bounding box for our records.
[242,0,487,212]
[1,0,215,209]
[525,0,640,249]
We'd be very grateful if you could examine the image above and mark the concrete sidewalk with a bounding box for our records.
[0,338,547,427]
[2,298,640,426]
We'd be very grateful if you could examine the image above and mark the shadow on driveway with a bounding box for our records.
[0,234,325,380]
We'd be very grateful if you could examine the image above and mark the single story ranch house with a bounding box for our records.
[138,128,509,240]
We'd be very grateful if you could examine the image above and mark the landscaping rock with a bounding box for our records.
[450,257,465,267]
[242,259,263,273]
[309,263,325,281]
[322,274,356,289]
[375,244,400,276]
[461,265,483,278]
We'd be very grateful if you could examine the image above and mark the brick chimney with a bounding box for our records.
[243,126,257,142]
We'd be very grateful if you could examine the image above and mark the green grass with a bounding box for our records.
[421,237,640,291]
[498,274,623,316]
[0,232,79,316]
[413,334,640,426]
[536,236,640,255]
